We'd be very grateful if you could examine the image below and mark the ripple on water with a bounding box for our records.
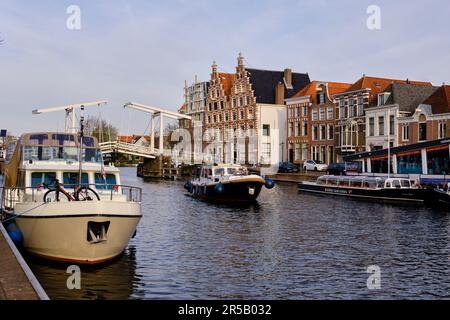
[27,168,450,299]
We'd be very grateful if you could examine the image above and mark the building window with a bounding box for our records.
[389,115,395,135]
[295,143,301,161]
[319,108,326,121]
[320,125,326,140]
[261,143,271,164]
[302,144,308,160]
[313,125,318,141]
[296,123,301,136]
[419,122,427,141]
[357,97,364,116]
[303,122,308,136]
[312,146,319,161]
[239,96,243,107]
[402,125,409,141]
[349,99,355,117]
[328,146,334,164]
[317,93,325,104]
[439,121,447,139]
[369,117,375,136]
[327,108,333,120]
[296,106,300,117]
[263,124,270,137]
[339,100,345,119]
[246,96,250,105]
[289,122,294,137]
[240,111,244,120]
[328,124,334,140]
[233,112,236,121]
[312,110,318,121]
[303,105,307,117]
[378,116,385,136]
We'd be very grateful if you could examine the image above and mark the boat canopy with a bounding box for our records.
[316,175,417,189]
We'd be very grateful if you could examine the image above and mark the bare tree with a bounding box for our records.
[84,116,118,142]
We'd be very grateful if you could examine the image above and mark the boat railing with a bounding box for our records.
[0,184,142,211]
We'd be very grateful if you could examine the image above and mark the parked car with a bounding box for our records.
[278,162,300,173]
[327,162,362,175]
[303,160,328,171]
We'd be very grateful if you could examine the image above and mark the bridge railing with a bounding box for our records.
[99,141,158,157]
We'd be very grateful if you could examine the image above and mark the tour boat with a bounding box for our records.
[184,164,275,203]
[298,175,430,203]
[1,132,142,264]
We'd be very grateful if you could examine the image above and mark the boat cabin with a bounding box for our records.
[4,133,119,191]
[316,176,418,190]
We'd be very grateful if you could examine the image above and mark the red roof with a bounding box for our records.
[219,73,236,96]
[292,81,352,102]
[423,85,450,114]
[342,76,433,104]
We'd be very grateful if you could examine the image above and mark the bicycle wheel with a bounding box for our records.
[43,190,71,203]
[75,187,100,201]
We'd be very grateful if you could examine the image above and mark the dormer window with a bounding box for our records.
[378,93,391,106]
[317,92,326,105]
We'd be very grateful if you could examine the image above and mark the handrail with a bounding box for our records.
[1,184,142,211]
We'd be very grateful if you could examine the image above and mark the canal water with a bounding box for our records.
[26,167,450,299]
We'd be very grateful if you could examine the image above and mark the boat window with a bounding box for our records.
[31,172,56,188]
[368,181,378,189]
[376,180,384,188]
[339,179,350,187]
[53,147,79,161]
[392,180,401,188]
[362,181,370,188]
[79,136,96,147]
[95,173,117,190]
[23,146,52,161]
[52,134,76,147]
[63,172,89,187]
[385,181,392,188]
[317,177,325,185]
[401,180,411,188]
[351,180,362,187]
[327,178,337,186]
[214,168,225,176]
[29,134,49,145]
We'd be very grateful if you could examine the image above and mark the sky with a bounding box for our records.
[1,0,450,135]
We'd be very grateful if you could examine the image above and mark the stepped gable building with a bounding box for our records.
[204,53,310,166]
[333,75,432,162]
[365,82,439,152]
[285,81,352,165]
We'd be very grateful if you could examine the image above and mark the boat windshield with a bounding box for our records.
[227,167,247,175]
[214,168,225,176]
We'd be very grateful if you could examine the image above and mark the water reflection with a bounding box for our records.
[26,245,142,300]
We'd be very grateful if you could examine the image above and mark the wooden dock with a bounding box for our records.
[0,223,49,300]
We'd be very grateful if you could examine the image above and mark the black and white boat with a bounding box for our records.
[433,188,450,208]
[184,164,275,203]
[298,175,430,203]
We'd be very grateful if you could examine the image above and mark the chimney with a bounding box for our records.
[275,82,285,105]
[284,68,292,89]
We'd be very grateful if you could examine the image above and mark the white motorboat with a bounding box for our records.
[1,132,142,264]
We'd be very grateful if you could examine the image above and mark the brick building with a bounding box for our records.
[203,53,310,166]
[285,81,351,165]
[333,76,432,162]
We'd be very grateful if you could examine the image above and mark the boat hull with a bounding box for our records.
[298,182,430,203]
[12,201,141,264]
[190,178,264,203]
[433,189,450,209]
